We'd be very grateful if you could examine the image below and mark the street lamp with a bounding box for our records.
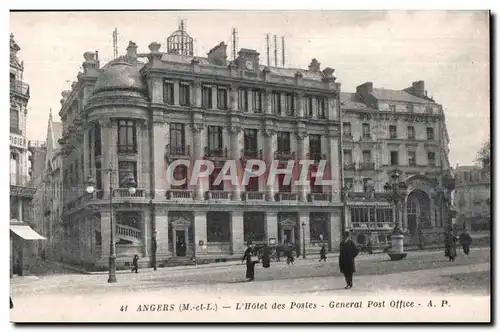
[86,168,137,283]
[152,230,158,271]
[301,221,306,259]
[383,169,408,261]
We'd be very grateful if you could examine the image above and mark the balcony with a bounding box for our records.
[275,192,299,202]
[10,132,27,149]
[166,189,193,200]
[308,193,331,202]
[343,133,353,140]
[113,188,145,198]
[359,162,375,171]
[165,145,190,161]
[243,149,259,158]
[206,191,231,201]
[241,191,266,201]
[275,151,294,162]
[351,222,394,230]
[360,134,372,141]
[310,152,324,164]
[10,79,30,97]
[344,162,356,171]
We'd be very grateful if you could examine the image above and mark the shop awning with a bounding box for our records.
[10,225,46,240]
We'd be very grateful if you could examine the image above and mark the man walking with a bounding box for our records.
[459,229,472,255]
[131,254,139,273]
[339,231,359,289]
[319,245,327,262]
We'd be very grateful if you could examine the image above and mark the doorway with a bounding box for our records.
[284,229,292,244]
[175,231,186,257]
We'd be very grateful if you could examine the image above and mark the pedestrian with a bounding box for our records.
[262,244,271,268]
[339,231,359,289]
[10,297,13,309]
[459,230,472,255]
[285,242,294,265]
[131,254,139,273]
[242,242,258,281]
[275,245,281,262]
[319,245,327,262]
[446,233,458,262]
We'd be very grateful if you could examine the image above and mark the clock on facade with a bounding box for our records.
[245,60,254,70]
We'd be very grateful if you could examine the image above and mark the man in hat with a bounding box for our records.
[339,231,359,289]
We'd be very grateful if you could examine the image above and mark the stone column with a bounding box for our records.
[230,125,242,201]
[230,84,238,111]
[194,80,202,108]
[109,120,119,188]
[18,199,23,221]
[99,119,113,198]
[192,123,205,200]
[142,209,150,257]
[100,212,111,260]
[263,128,275,201]
[83,129,90,179]
[173,82,180,106]
[194,211,207,257]
[150,76,163,104]
[89,124,96,178]
[266,212,278,243]
[327,128,341,202]
[327,96,338,120]
[299,211,311,252]
[296,93,305,118]
[330,209,342,251]
[152,122,168,199]
[231,211,245,255]
[211,85,217,109]
[155,208,169,260]
[264,88,272,114]
[296,132,309,202]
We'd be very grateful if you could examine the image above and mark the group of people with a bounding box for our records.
[445,230,473,262]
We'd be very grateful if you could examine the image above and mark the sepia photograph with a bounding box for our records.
[8,9,491,323]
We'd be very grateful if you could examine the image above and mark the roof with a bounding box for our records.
[94,61,147,94]
[371,88,435,104]
[455,166,482,172]
[51,122,62,149]
[339,92,373,110]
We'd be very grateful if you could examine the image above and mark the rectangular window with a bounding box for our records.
[207,126,223,157]
[179,83,190,106]
[277,131,291,154]
[217,86,228,110]
[408,151,416,166]
[95,161,102,190]
[362,123,371,139]
[163,82,174,105]
[169,123,185,155]
[271,92,281,114]
[10,109,19,133]
[406,104,414,112]
[94,122,102,157]
[363,178,373,192]
[390,151,399,166]
[389,125,397,139]
[171,165,188,190]
[201,85,212,109]
[305,96,313,117]
[238,88,248,111]
[309,134,322,162]
[317,97,326,119]
[118,161,137,188]
[343,149,353,164]
[344,178,354,190]
[285,93,295,115]
[243,129,258,157]
[362,150,371,163]
[117,120,137,153]
[389,105,396,112]
[252,89,263,112]
[407,126,415,140]
[426,127,435,140]
[343,122,352,137]
[278,172,291,193]
[425,106,433,114]
[428,152,436,166]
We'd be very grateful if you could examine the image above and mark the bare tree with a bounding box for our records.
[475,140,490,170]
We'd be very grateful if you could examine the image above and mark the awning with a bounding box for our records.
[10,225,46,240]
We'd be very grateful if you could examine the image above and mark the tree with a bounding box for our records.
[475,140,490,170]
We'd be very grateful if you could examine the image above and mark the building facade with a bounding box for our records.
[340,81,455,249]
[10,33,45,276]
[55,26,344,268]
[454,165,491,231]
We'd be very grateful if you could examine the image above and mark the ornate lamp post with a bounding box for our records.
[383,169,408,261]
[86,167,137,283]
[301,221,306,259]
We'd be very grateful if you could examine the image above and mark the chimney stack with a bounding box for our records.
[411,80,425,98]
[207,42,227,66]
[126,41,138,64]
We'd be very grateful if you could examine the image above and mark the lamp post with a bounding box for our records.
[86,167,137,283]
[301,221,306,259]
[152,230,158,271]
[383,169,408,261]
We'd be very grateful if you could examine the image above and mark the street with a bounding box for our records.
[10,248,490,322]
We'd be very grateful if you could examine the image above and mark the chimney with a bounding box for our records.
[207,42,227,66]
[126,41,138,64]
[308,58,320,72]
[411,80,425,97]
[356,82,374,98]
[82,52,99,76]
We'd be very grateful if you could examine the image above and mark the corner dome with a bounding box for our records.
[93,61,147,94]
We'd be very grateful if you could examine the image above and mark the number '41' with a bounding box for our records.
[120,305,128,312]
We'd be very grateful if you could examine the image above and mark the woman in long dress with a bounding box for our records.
[242,245,257,281]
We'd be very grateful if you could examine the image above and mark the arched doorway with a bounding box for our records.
[406,190,431,234]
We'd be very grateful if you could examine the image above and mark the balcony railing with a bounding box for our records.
[113,188,145,198]
[343,133,353,139]
[10,80,29,97]
[116,224,142,240]
[310,152,323,163]
[205,147,226,158]
[359,162,375,170]
[275,192,299,202]
[166,189,193,200]
[351,222,394,230]
[344,162,356,171]
[242,191,266,201]
[275,151,294,161]
[243,149,259,158]
[206,191,231,200]
[308,193,331,202]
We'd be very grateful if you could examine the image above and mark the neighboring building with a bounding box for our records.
[54,24,343,269]
[340,81,455,249]
[10,33,45,276]
[454,165,491,231]
[32,111,64,260]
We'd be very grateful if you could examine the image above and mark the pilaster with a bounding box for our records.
[330,209,342,251]
[194,211,208,256]
[299,211,311,250]
[231,211,245,255]
[152,121,168,199]
[229,125,242,201]
[263,128,276,201]
[100,212,111,260]
[266,211,278,243]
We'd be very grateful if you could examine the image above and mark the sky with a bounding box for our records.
[9,10,490,166]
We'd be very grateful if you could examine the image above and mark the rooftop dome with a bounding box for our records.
[93,61,147,95]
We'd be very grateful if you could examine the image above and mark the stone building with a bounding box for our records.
[55,25,343,268]
[10,33,45,276]
[454,165,491,231]
[340,81,455,249]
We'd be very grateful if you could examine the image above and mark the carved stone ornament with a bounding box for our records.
[192,123,204,133]
[296,131,309,140]
[99,119,113,128]
[229,126,242,135]
[263,128,276,137]
[169,212,192,228]
[148,42,161,53]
